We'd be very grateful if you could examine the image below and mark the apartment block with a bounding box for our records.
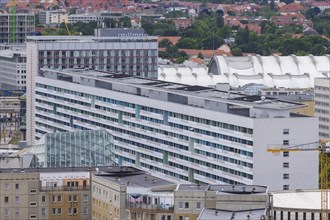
[0,14,35,44]
[0,167,92,220]
[26,34,158,145]
[31,68,319,191]
[0,44,27,90]
[315,77,330,140]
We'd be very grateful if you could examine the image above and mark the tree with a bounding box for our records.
[231,47,242,56]
[197,52,204,59]
[104,18,118,28]
[177,38,199,49]
[270,0,275,11]
[119,16,132,28]
[159,39,173,48]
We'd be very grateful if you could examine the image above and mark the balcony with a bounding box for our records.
[40,185,90,192]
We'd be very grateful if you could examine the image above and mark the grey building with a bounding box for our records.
[315,76,330,139]
[0,44,27,90]
[0,14,35,44]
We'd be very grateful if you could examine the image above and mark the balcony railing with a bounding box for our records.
[40,186,90,192]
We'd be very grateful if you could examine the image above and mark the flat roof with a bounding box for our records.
[272,190,330,211]
[177,184,210,191]
[40,68,308,112]
[198,208,266,220]
[96,172,175,188]
[0,166,139,174]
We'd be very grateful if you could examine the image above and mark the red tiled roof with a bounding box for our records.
[279,3,304,13]
[158,36,181,45]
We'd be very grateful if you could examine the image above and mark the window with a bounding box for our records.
[167,216,171,220]
[41,208,46,216]
[58,195,62,202]
[52,195,57,203]
[4,196,9,203]
[15,183,19,190]
[283,140,289,146]
[179,202,183,210]
[30,189,37,194]
[83,194,88,202]
[5,209,9,216]
[283,162,289,168]
[73,208,78,215]
[73,195,78,202]
[30,215,37,219]
[30,202,37,207]
[283,185,289,190]
[184,202,189,209]
[196,202,201,210]
[84,207,88,214]
[57,208,62,215]
[15,209,20,216]
[283,151,289,157]
[52,208,56,215]
[179,217,183,220]
[185,217,190,220]
[42,196,46,202]
[68,208,72,215]
[283,129,289,135]
[4,183,9,191]
[15,196,20,203]
[283,173,289,179]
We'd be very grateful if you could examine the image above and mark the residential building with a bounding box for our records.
[0,44,27,90]
[315,77,330,139]
[68,12,124,24]
[92,167,176,220]
[0,167,92,220]
[37,10,68,25]
[26,33,158,145]
[31,68,319,191]
[0,14,35,44]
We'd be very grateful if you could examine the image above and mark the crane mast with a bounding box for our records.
[267,140,330,220]
[9,0,16,44]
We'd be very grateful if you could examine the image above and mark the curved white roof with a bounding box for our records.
[158,55,330,89]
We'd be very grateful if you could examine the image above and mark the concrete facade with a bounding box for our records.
[315,77,330,140]
[31,68,319,191]
[0,14,35,44]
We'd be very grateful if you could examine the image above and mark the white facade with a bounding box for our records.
[315,77,330,140]
[32,68,319,191]
[159,55,330,89]
[271,190,330,220]
[68,14,98,24]
[0,44,27,90]
[26,35,158,144]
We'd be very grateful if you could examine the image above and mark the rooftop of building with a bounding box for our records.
[272,190,330,210]
[27,32,157,42]
[176,184,268,194]
[0,166,137,174]
[197,208,266,220]
[95,171,175,188]
[40,68,308,114]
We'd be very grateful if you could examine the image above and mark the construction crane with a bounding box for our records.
[267,140,330,220]
[8,0,16,43]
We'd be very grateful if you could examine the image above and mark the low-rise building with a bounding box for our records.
[92,167,177,220]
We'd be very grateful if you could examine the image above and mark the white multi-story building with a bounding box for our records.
[0,44,27,90]
[31,68,319,191]
[315,76,330,140]
[26,34,158,144]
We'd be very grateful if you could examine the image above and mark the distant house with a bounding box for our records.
[278,3,305,15]
[158,36,181,46]
[311,1,330,11]
[270,13,312,28]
